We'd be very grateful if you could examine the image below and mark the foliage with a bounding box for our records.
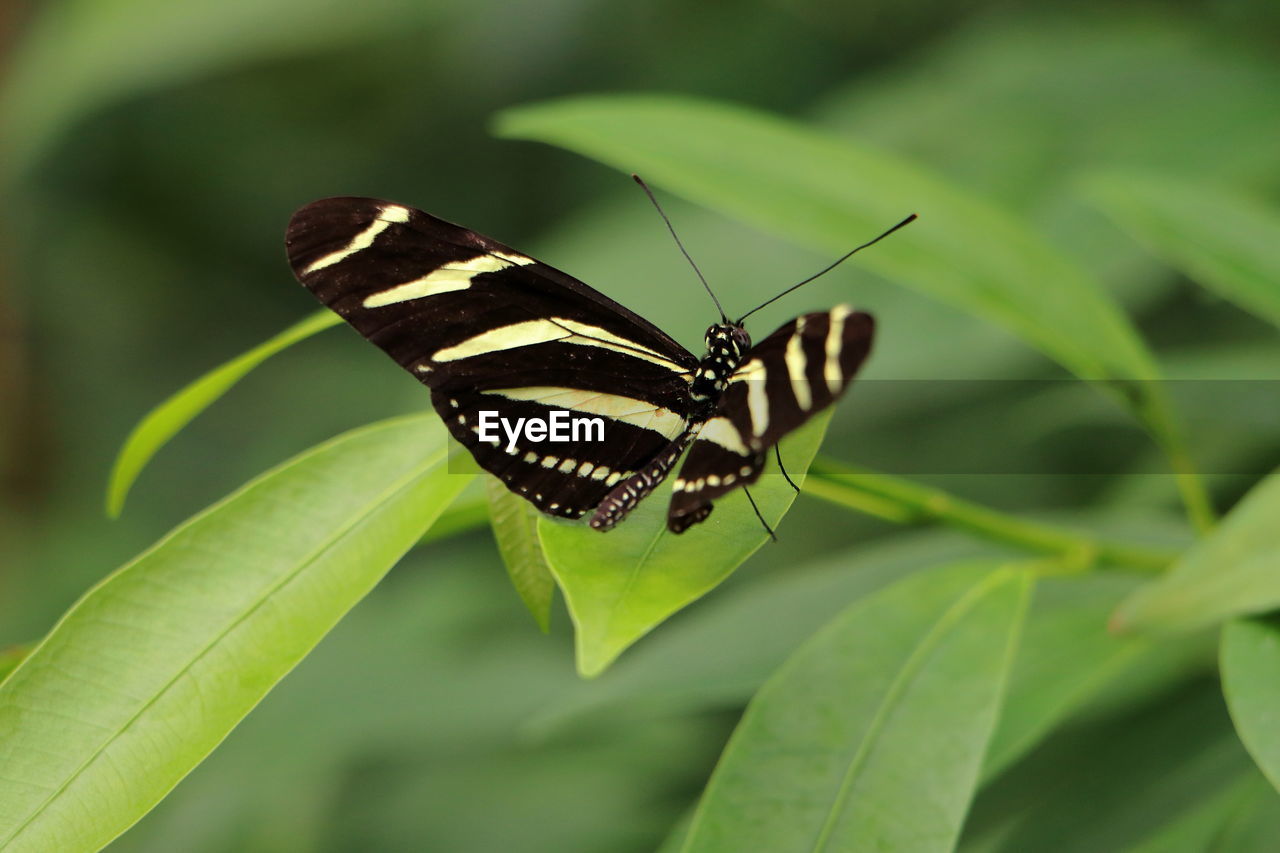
[2,3,1279,851]
[541,412,832,676]
[0,417,467,849]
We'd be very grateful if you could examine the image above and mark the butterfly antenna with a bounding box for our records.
[737,213,917,323]
[633,174,728,323]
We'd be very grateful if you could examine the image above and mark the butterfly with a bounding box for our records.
[286,180,913,534]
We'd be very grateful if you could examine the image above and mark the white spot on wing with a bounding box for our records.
[480,386,685,440]
[825,305,853,394]
[432,318,685,372]
[361,252,533,308]
[731,358,770,438]
[303,206,405,273]
[698,417,751,455]
[784,317,812,411]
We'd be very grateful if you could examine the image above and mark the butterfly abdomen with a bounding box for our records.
[688,323,751,417]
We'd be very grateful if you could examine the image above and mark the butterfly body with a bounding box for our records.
[286,197,876,534]
[689,324,752,415]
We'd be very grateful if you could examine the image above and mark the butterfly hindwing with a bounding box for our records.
[438,384,688,518]
[287,197,700,517]
[668,306,874,532]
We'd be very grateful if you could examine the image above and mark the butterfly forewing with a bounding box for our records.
[287,197,699,517]
[668,307,874,531]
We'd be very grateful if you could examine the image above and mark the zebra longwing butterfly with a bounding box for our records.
[286,188,912,534]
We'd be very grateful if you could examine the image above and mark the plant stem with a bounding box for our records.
[804,459,1181,573]
[1137,389,1217,535]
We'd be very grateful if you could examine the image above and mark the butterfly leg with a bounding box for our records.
[742,487,778,542]
[590,428,698,531]
[774,444,801,493]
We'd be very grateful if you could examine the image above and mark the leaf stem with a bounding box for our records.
[1157,430,1217,535]
[804,459,1180,573]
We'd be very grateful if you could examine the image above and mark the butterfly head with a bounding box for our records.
[704,323,751,360]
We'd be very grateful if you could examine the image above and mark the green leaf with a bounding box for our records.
[106,310,340,517]
[486,475,556,632]
[961,679,1258,852]
[982,574,1154,778]
[541,411,832,678]
[1113,471,1280,633]
[656,809,695,853]
[1125,772,1280,853]
[531,515,1195,743]
[1221,615,1280,795]
[0,646,30,687]
[495,95,1214,531]
[417,476,490,545]
[535,545,1203,783]
[529,531,992,734]
[1207,774,1280,852]
[1082,173,1280,329]
[496,95,1159,388]
[683,561,1031,853]
[817,17,1280,208]
[982,567,1212,781]
[533,544,1200,783]
[0,414,469,851]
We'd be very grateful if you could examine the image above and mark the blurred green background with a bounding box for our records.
[2,1,1279,850]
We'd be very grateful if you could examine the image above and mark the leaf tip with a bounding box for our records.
[575,645,618,680]
[105,460,133,519]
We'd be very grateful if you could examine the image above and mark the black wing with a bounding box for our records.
[287,197,700,519]
[667,306,874,532]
